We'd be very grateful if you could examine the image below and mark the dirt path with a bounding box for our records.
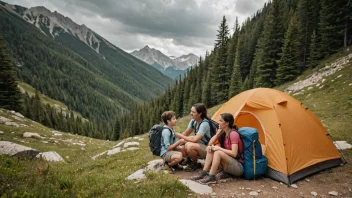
[174,165,352,197]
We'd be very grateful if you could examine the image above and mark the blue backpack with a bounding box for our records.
[238,127,268,180]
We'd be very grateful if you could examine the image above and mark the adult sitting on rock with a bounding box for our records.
[176,103,212,171]
[191,113,243,184]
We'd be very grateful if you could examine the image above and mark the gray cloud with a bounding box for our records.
[4,0,268,57]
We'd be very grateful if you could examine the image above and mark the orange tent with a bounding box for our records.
[211,88,343,184]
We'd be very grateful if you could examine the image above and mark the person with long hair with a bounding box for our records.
[190,113,244,184]
[176,103,213,171]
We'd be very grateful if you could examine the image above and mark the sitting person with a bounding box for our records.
[191,113,243,184]
[160,111,185,172]
[176,103,212,171]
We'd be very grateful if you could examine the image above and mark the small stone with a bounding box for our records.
[305,179,310,182]
[246,188,251,190]
[331,80,335,82]
[257,190,261,193]
[280,182,283,185]
[337,74,342,78]
[241,193,245,196]
[272,186,278,190]
[0,131,3,134]
[211,192,217,196]
[349,188,351,192]
[308,87,313,90]
[310,191,317,196]
[328,191,338,196]
[290,184,298,189]
[249,191,258,196]
[349,83,352,86]
[260,185,265,188]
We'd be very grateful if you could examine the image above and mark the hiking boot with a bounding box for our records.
[164,162,175,174]
[180,157,191,166]
[171,164,184,171]
[199,175,217,184]
[215,170,231,180]
[191,170,208,181]
[184,162,200,172]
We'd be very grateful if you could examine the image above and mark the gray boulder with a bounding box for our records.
[0,141,39,159]
[38,151,65,162]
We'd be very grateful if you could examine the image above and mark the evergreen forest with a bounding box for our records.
[115,0,352,138]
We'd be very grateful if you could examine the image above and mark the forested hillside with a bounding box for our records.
[0,2,173,138]
[116,0,352,137]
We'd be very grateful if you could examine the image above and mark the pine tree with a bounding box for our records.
[0,36,23,112]
[255,0,286,87]
[307,30,319,68]
[319,0,346,58]
[112,116,121,140]
[212,16,230,103]
[276,15,301,84]
[296,0,320,69]
[228,41,243,98]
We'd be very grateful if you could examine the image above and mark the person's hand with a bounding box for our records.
[178,138,186,144]
[207,145,212,152]
[211,145,220,151]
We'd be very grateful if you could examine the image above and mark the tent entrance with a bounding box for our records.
[235,111,267,153]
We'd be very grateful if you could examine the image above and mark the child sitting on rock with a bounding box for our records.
[160,111,185,173]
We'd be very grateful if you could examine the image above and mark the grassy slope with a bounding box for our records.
[1,50,351,197]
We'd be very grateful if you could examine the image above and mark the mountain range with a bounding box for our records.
[131,45,199,79]
[0,1,172,127]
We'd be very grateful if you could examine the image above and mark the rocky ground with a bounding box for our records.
[175,165,352,198]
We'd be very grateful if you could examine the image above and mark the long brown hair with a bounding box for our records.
[218,113,238,148]
[192,103,210,120]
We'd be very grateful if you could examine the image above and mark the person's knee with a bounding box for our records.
[175,153,183,162]
[185,142,195,151]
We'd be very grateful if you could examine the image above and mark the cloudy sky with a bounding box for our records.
[4,0,268,57]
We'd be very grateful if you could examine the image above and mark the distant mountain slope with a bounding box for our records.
[0,2,172,127]
[131,45,199,78]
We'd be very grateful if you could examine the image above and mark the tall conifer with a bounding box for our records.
[0,36,23,112]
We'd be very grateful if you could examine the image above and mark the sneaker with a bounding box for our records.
[215,170,231,180]
[191,170,208,181]
[184,162,200,172]
[199,175,217,184]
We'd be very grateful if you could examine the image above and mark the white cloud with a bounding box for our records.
[4,0,268,57]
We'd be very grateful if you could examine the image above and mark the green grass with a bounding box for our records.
[1,50,352,197]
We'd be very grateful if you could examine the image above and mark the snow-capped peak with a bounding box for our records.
[131,46,199,70]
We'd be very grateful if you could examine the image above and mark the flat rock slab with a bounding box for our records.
[125,169,146,181]
[334,141,352,150]
[39,151,65,162]
[91,151,108,160]
[23,132,42,139]
[124,142,139,147]
[107,147,121,155]
[0,141,39,159]
[125,147,139,151]
[179,179,213,195]
[146,159,165,172]
[113,140,125,148]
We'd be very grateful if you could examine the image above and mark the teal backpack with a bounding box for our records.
[238,127,268,180]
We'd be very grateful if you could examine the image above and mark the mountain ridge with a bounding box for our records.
[131,45,199,70]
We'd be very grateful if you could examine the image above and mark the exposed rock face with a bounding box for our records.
[285,53,352,93]
[0,141,39,159]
